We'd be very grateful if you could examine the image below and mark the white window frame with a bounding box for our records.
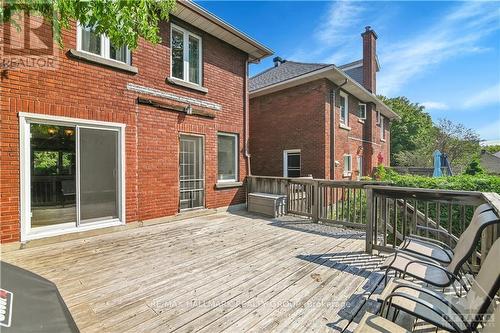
[376,110,381,125]
[380,115,386,141]
[358,103,366,120]
[357,155,363,180]
[343,154,352,177]
[170,23,203,86]
[339,91,349,126]
[217,132,238,183]
[19,112,126,242]
[283,149,301,177]
[76,22,131,65]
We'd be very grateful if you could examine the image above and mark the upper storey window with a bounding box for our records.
[171,24,202,86]
[77,23,131,65]
[339,91,349,126]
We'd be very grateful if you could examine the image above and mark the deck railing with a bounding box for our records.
[247,175,500,270]
[247,176,386,228]
[365,185,500,271]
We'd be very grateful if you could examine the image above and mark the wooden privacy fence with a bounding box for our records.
[365,186,500,271]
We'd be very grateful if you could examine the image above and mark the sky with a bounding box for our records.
[199,0,500,144]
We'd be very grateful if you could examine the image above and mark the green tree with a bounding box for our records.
[432,119,481,173]
[464,158,484,176]
[379,96,434,166]
[1,0,176,48]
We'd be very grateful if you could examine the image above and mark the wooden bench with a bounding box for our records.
[248,192,287,217]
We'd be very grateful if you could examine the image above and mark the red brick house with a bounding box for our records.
[249,27,399,180]
[0,2,271,243]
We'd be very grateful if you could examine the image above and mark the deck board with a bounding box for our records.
[1,211,383,332]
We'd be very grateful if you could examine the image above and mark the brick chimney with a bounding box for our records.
[361,26,377,93]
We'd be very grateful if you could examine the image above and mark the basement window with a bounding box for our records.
[77,23,131,65]
[171,24,202,86]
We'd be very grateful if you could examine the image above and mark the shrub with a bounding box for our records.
[464,158,484,176]
[381,171,500,194]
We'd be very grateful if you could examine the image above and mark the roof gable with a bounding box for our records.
[173,1,272,61]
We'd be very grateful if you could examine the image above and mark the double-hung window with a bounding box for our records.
[171,24,202,85]
[217,133,238,182]
[343,155,352,176]
[358,103,366,120]
[77,23,131,64]
[339,91,349,126]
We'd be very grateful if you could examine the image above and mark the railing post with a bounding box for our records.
[311,180,319,222]
[366,187,374,254]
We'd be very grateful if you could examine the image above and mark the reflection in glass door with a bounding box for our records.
[27,119,122,236]
[30,124,77,228]
[179,135,204,210]
[79,128,119,224]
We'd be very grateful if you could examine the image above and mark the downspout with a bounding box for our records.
[244,58,251,176]
[244,57,259,176]
[330,78,348,180]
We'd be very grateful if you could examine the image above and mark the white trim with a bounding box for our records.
[357,155,363,180]
[339,123,351,131]
[175,1,272,61]
[358,103,367,120]
[343,154,352,177]
[19,115,29,242]
[19,113,126,242]
[339,91,349,126]
[283,149,301,177]
[178,133,206,211]
[24,220,123,241]
[18,112,126,129]
[170,23,203,87]
[217,132,239,183]
[76,22,131,65]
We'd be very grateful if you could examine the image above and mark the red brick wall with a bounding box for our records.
[0,16,247,243]
[325,81,390,180]
[249,79,390,181]
[249,79,329,178]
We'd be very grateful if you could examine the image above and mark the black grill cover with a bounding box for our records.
[0,261,79,332]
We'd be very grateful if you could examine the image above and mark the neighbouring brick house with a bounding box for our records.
[249,27,399,180]
[0,1,271,243]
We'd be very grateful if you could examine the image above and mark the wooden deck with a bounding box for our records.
[1,211,387,333]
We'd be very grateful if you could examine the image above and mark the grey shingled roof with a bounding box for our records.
[343,66,363,85]
[249,61,331,92]
[249,60,365,92]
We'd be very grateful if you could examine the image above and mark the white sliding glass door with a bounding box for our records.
[20,113,125,241]
[79,128,119,224]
